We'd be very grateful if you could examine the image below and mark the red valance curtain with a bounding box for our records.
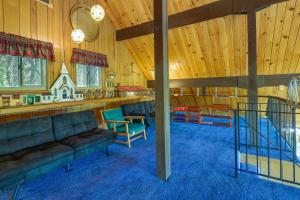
[71,48,108,68]
[0,32,55,61]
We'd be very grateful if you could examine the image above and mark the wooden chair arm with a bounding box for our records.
[105,120,129,124]
[124,116,145,119]
[124,116,145,124]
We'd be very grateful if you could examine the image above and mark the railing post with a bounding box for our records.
[292,106,296,183]
[234,109,238,178]
[279,102,282,181]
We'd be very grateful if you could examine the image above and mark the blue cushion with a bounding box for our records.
[143,101,152,114]
[116,123,145,135]
[61,128,116,159]
[52,111,98,140]
[122,103,137,116]
[24,156,73,182]
[136,102,146,115]
[14,143,74,170]
[102,108,126,130]
[0,116,54,156]
[151,101,155,113]
[122,102,146,116]
[0,155,25,187]
[61,128,115,150]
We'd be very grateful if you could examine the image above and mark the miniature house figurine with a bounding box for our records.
[50,63,84,102]
[41,93,54,104]
[1,95,11,107]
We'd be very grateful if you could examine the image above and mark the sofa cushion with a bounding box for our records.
[0,117,54,156]
[52,110,98,141]
[24,156,73,182]
[116,123,145,135]
[150,101,155,113]
[13,142,74,170]
[0,155,24,184]
[122,103,146,116]
[143,101,152,114]
[121,103,137,116]
[102,108,126,130]
[61,128,116,150]
[61,128,116,159]
[144,114,153,127]
[136,102,146,115]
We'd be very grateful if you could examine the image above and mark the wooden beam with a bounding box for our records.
[116,0,286,41]
[148,77,238,88]
[154,0,171,181]
[147,74,299,89]
[247,10,258,145]
[247,11,258,104]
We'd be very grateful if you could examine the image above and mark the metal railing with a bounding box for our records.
[267,98,295,150]
[235,100,300,186]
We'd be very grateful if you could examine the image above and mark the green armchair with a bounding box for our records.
[101,107,146,148]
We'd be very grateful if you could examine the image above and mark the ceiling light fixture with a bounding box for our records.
[71,28,85,43]
[71,0,85,43]
[90,5,105,21]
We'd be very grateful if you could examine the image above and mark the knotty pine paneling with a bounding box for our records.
[102,0,300,82]
[0,0,146,91]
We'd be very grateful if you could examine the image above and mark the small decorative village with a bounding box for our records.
[1,63,149,108]
[1,63,84,107]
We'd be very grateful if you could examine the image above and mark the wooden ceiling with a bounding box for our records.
[100,0,300,81]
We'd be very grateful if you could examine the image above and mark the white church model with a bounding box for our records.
[47,63,84,102]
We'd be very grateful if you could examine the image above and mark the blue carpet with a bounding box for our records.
[1,122,300,200]
[238,117,299,163]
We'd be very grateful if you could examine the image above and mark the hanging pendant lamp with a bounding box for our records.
[71,28,85,43]
[90,5,105,21]
[71,0,85,43]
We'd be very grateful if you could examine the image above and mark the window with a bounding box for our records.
[76,64,102,88]
[0,54,47,89]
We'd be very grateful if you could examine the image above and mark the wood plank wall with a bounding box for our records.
[102,0,300,80]
[170,86,288,112]
[0,0,146,91]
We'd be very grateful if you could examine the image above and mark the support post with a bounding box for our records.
[154,0,171,180]
[247,10,258,146]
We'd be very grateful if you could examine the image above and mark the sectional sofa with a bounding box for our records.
[0,110,116,200]
[121,100,155,127]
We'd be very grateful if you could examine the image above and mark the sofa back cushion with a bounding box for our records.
[136,102,146,115]
[0,116,54,156]
[150,101,155,113]
[102,107,125,130]
[121,103,136,116]
[52,110,98,141]
[143,101,152,114]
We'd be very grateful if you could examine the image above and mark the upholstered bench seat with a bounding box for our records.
[61,129,115,158]
[14,142,74,170]
[0,155,25,188]
[0,143,75,188]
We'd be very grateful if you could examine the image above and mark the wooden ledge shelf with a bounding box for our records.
[0,96,154,115]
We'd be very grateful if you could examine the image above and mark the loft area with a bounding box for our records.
[0,0,300,200]
[0,0,300,199]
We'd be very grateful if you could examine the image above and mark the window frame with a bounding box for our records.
[75,63,102,89]
[0,55,48,91]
